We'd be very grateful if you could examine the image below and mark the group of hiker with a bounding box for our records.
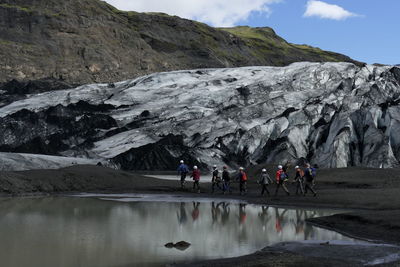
[177,160,317,197]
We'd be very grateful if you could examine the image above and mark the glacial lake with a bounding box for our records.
[0,194,355,267]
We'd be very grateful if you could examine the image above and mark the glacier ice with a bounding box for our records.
[1,62,400,170]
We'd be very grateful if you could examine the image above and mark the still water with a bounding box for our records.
[0,195,353,267]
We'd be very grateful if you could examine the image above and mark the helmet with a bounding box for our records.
[193,166,198,170]
[180,160,184,164]
[239,167,244,170]
[262,169,267,172]
[278,165,283,169]
[213,165,217,168]
[223,166,227,169]
[295,166,299,169]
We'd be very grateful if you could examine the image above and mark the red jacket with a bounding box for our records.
[192,169,201,181]
[276,169,283,183]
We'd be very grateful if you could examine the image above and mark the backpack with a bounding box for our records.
[280,171,288,181]
[311,167,317,178]
[305,168,314,182]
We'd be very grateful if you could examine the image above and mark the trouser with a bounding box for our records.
[180,173,187,188]
[193,180,200,192]
[295,180,304,195]
[275,180,290,196]
[261,184,270,196]
[212,180,222,193]
[223,180,231,193]
[239,181,247,194]
[304,180,317,196]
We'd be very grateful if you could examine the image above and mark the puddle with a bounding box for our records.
[0,195,396,266]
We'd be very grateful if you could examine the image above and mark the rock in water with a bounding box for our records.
[1,63,400,169]
[174,241,191,250]
[164,242,174,248]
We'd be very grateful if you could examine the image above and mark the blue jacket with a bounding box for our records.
[177,164,189,173]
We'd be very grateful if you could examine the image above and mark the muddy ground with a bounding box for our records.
[1,165,400,266]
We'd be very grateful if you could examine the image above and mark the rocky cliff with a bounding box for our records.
[0,0,360,85]
[1,62,399,170]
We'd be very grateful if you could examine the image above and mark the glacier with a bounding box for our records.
[1,62,400,170]
[0,152,101,171]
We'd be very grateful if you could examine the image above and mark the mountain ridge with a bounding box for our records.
[0,0,362,85]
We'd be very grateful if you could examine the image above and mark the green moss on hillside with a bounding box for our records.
[0,3,32,13]
[220,26,352,63]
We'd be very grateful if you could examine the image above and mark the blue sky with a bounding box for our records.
[242,0,399,65]
[105,0,399,65]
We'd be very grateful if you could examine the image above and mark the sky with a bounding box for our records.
[104,0,399,65]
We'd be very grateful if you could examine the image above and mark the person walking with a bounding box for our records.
[191,166,201,193]
[274,165,290,196]
[222,166,232,194]
[311,164,318,187]
[238,167,248,195]
[177,160,189,189]
[258,168,273,196]
[304,164,317,197]
[211,165,222,193]
[293,166,305,195]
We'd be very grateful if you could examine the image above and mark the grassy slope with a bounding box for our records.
[220,26,355,65]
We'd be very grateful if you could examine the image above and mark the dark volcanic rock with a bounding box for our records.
[0,78,74,95]
[0,102,117,155]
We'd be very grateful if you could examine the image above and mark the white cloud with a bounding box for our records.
[104,0,281,27]
[304,0,359,20]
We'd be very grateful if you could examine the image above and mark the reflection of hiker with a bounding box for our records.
[239,203,247,225]
[293,166,305,195]
[177,160,189,189]
[274,165,290,196]
[237,167,248,195]
[177,202,187,225]
[304,164,317,197]
[294,209,305,235]
[258,168,273,196]
[191,202,200,221]
[191,166,201,193]
[211,165,222,193]
[222,166,232,194]
[274,208,288,233]
[221,202,230,225]
[258,205,270,224]
[211,202,221,225]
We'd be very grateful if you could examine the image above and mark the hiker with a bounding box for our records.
[238,167,248,195]
[258,168,273,196]
[191,166,201,193]
[311,164,318,187]
[282,162,290,172]
[274,165,290,196]
[222,166,232,194]
[304,163,317,196]
[293,166,305,195]
[177,160,189,189]
[211,165,222,193]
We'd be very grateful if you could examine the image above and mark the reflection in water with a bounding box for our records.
[0,197,353,267]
